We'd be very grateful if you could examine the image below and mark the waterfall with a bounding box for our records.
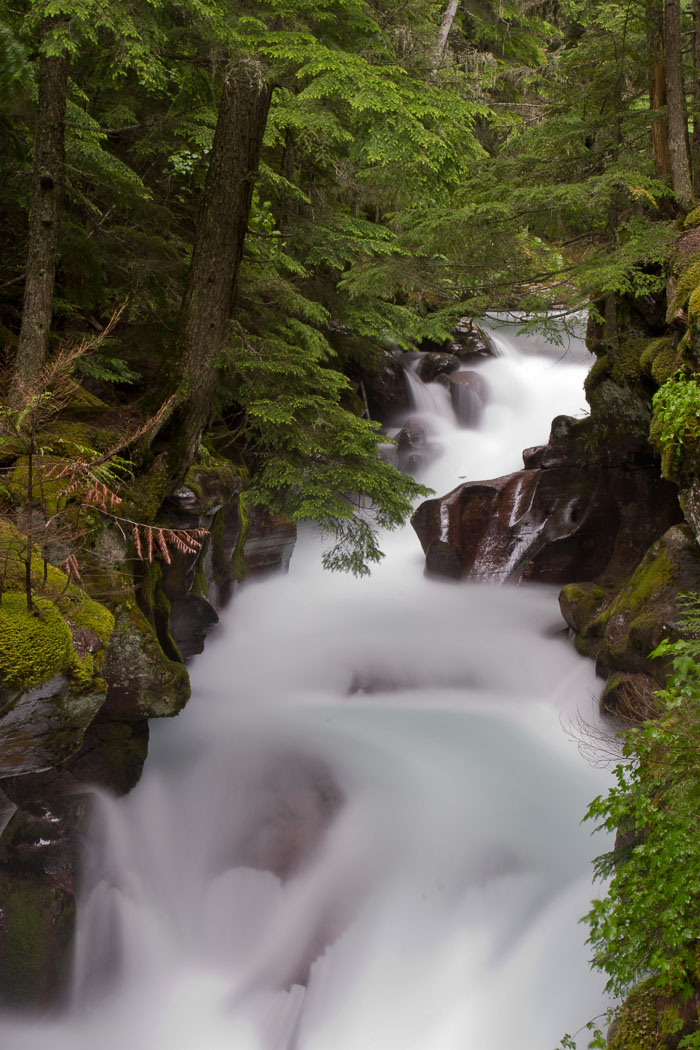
[0,320,613,1050]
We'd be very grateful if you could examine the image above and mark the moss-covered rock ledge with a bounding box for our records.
[0,528,114,778]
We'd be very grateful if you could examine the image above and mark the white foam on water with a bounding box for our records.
[0,321,613,1050]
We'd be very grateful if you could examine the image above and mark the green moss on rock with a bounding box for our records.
[611,339,646,385]
[640,337,677,386]
[0,883,75,1006]
[609,978,697,1050]
[559,581,611,638]
[137,561,183,664]
[673,255,700,315]
[584,354,611,395]
[232,494,249,584]
[102,601,190,720]
[609,981,659,1050]
[0,594,74,695]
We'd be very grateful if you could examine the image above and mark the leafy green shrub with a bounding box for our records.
[651,372,700,479]
[583,596,700,1049]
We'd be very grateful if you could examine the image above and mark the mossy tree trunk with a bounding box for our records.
[9,41,68,406]
[693,0,700,195]
[664,0,694,209]
[647,0,671,176]
[165,57,272,479]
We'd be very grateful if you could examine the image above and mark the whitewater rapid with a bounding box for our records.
[0,319,613,1050]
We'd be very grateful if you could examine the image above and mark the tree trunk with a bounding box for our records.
[430,0,459,78]
[665,0,694,208]
[693,0,700,194]
[167,57,272,477]
[647,0,671,175]
[10,45,68,406]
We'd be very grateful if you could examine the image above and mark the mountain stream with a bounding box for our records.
[0,320,613,1050]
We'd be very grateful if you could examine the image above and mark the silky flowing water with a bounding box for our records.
[1,320,614,1049]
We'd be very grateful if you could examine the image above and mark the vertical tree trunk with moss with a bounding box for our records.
[664,0,694,208]
[693,0,700,195]
[647,0,671,176]
[167,57,271,478]
[10,46,68,406]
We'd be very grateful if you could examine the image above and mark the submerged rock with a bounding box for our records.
[395,418,439,474]
[449,371,486,426]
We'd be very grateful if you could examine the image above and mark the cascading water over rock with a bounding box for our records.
[0,318,614,1050]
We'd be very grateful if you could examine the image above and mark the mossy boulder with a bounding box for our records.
[608,977,700,1050]
[559,581,614,658]
[100,601,190,720]
[585,375,652,445]
[639,336,678,386]
[0,880,76,1006]
[0,524,114,776]
[560,526,700,708]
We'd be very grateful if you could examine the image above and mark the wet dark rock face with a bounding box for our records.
[414,352,460,384]
[0,461,299,1009]
[0,718,148,1007]
[417,322,498,364]
[361,351,411,419]
[243,505,297,576]
[412,415,681,585]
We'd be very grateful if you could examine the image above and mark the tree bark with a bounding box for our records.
[693,0,700,194]
[167,57,272,476]
[430,0,459,78]
[647,0,671,175]
[10,45,68,406]
[665,0,694,208]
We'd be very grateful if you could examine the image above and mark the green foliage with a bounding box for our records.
[224,318,431,576]
[583,596,700,1048]
[651,372,700,479]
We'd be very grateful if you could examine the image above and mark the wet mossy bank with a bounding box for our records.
[556,250,700,1048]
[0,451,296,1007]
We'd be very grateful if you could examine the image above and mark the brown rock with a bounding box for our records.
[414,352,460,383]
[412,466,681,585]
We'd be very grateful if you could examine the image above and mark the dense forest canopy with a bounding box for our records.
[2,0,697,570]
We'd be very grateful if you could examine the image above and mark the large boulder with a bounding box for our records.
[100,602,190,721]
[559,525,700,695]
[412,465,680,584]
[362,351,411,419]
[412,411,681,583]
[0,529,114,778]
[414,352,460,384]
